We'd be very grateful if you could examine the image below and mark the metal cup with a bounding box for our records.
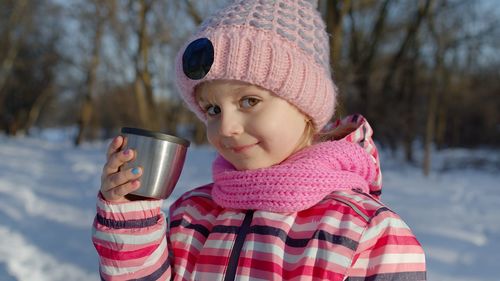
[120,127,190,199]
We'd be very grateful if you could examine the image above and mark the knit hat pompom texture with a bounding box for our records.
[175,0,337,131]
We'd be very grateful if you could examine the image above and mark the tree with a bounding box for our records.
[347,0,392,118]
[75,0,112,146]
[0,1,62,135]
[0,0,28,95]
[131,0,159,131]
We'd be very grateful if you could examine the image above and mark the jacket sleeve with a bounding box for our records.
[346,208,427,281]
[92,193,172,280]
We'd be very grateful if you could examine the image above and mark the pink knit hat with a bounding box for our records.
[175,0,337,131]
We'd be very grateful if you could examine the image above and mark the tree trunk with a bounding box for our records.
[423,88,438,176]
[423,2,443,176]
[403,52,419,164]
[25,86,53,134]
[75,3,104,146]
[0,0,29,104]
[326,0,349,73]
[75,94,94,145]
[134,0,159,130]
[134,78,150,128]
[325,0,350,118]
[435,94,448,149]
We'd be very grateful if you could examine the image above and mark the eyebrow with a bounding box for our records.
[197,85,252,104]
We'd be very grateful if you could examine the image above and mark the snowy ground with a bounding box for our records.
[0,130,498,281]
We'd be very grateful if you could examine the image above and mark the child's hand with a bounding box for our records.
[100,135,142,202]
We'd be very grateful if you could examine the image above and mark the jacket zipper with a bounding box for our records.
[224,209,254,281]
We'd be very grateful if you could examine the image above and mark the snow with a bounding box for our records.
[0,131,499,280]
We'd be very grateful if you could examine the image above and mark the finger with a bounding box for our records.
[122,136,128,151]
[102,167,142,192]
[103,148,135,176]
[109,180,141,200]
[106,136,124,158]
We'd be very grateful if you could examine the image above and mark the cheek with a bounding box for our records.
[206,122,219,147]
[251,107,306,145]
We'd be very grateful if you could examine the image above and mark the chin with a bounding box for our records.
[235,164,260,171]
[232,160,275,171]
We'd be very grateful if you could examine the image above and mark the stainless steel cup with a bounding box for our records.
[120,127,190,199]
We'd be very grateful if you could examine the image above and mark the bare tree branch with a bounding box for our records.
[0,0,29,94]
[381,0,433,96]
[186,0,203,25]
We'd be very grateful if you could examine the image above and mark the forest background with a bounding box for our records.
[1,0,499,175]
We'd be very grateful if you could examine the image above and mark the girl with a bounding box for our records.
[92,0,426,280]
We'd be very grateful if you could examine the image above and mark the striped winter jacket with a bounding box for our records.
[92,186,426,280]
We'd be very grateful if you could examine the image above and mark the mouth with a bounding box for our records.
[226,143,258,153]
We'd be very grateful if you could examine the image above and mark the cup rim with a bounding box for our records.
[121,127,190,147]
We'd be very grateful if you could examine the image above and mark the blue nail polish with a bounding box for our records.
[131,167,140,175]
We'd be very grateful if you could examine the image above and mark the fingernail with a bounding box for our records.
[123,149,131,155]
[131,167,141,175]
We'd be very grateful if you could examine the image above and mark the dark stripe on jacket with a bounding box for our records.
[96,214,160,229]
[100,256,171,281]
[346,271,426,281]
[170,219,210,238]
[182,221,359,251]
[212,225,240,234]
[250,225,359,250]
[373,207,391,217]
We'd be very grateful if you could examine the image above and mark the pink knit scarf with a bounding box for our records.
[212,140,377,212]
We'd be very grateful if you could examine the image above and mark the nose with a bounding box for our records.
[218,111,243,137]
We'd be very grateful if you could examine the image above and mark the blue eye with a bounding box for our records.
[240,97,260,108]
[205,105,221,116]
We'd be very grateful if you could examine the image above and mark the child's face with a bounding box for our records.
[196,80,310,170]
